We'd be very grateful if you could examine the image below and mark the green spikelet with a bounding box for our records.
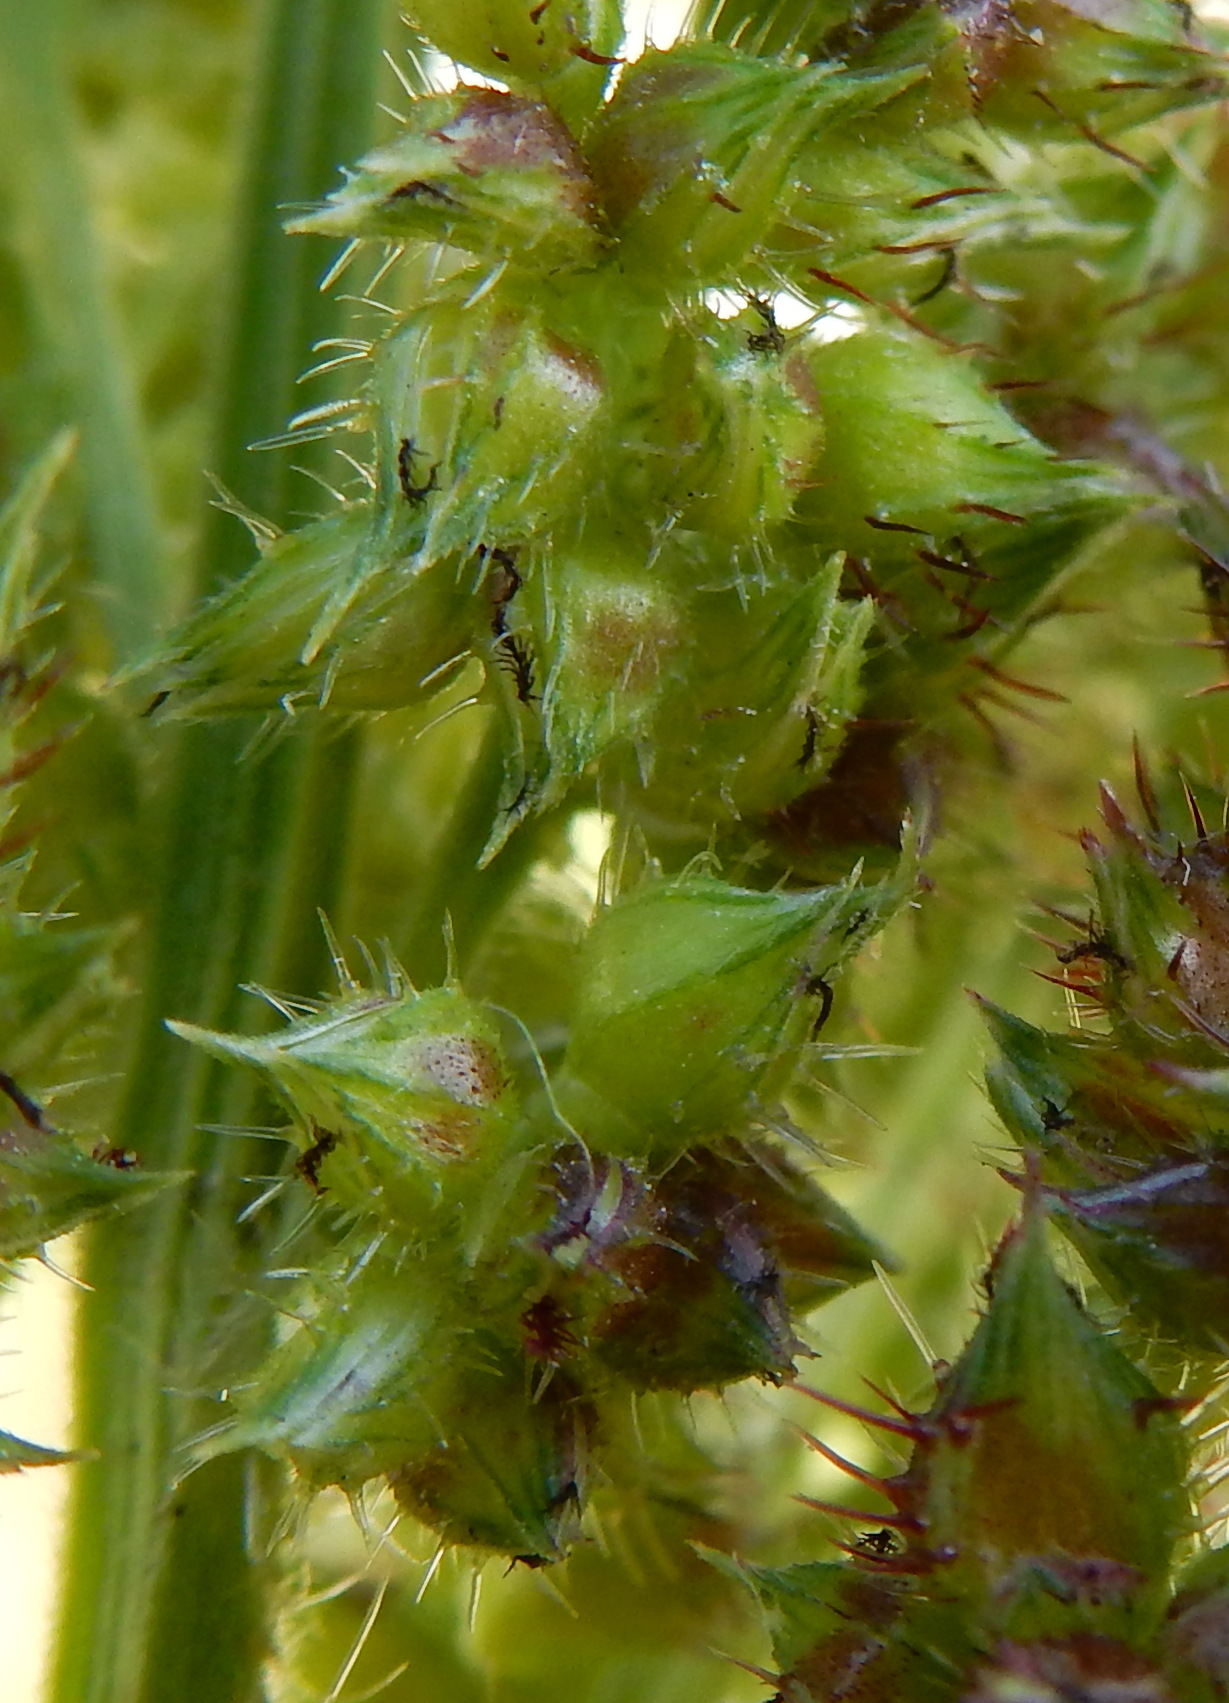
[985,998,1229,1355]
[489,534,687,831]
[794,326,1125,592]
[0,1107,183,1263]
[732,1559,974,1702]
[902,1206,1189,1609]
[169,975,546,1248]
[143,0,1224,1585]
[583,43,919,281]
[363,284,607,567]
[748,1201,1192,1698]
[285,89,606,270]
[194,1233,587,1559]
[553,859,910,1157]
[136,506,470,718]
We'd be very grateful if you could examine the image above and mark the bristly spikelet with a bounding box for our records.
[544,1143,892,1392]
[904,1205,1190,1610]
[0,1101,184,1264]
[135,507,471,718]
[363,284,607,566]
[285,89,607,270]
[983,775,1229,1360]
[193,1233,590,1559]
[582,45,922,281]
[747,1199,1194,1699]
[169,980,545,1246]
[636,559,874,835]
[553,860,912,1158]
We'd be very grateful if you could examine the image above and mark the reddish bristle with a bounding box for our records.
[970,658,1068,702]
[796,1496,924,1532]
[1181,775,1208,840]
[796,1384,926,1443]
[1132,737,1162,833]
[798,1430,901,1502]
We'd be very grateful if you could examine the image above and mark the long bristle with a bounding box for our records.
[796,1384,928,1443]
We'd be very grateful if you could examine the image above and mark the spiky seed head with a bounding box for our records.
[793,326,1128,625]
[198,1238,586,1558]
[639,561,873,837]
[583,1164,799,1391]
[169,985,537,1235]
[537,1142,887,1394]
[676,309,825,540]
[982,1002,1229,1352]
[580,1145,890,1390]
[387,1347,587,1560]
[505,539,685,823]
[288,90,606,271]
[970,0,1226,137]
[1053,1158,1229,1359]
[982,1001,1204,1177]
[195,1239,448,1491]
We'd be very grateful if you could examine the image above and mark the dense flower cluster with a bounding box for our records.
[177,869,903,1555]
[8,0,1229,1693]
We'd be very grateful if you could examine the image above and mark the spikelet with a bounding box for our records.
[727,1199,1193,1699]
[286,90,606,271]
[553,858,911,1157]
[170,980,545,1248]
